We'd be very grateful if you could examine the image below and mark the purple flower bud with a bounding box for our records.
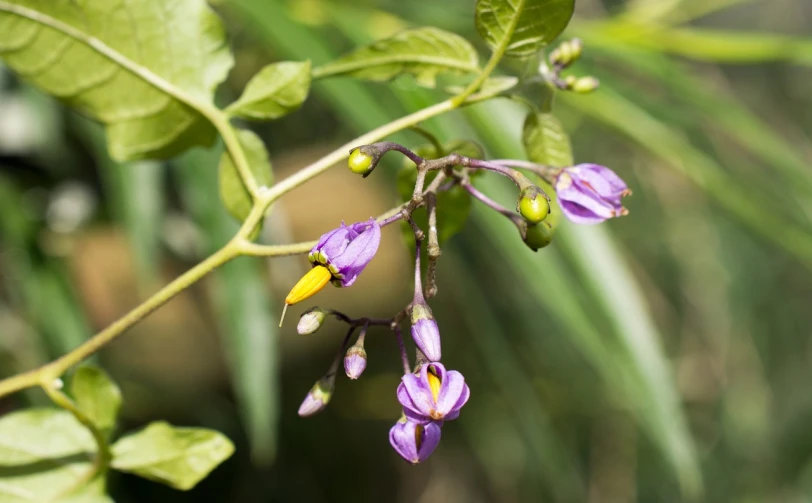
[344,345,367,380]
[389,416,442,464]
[298,376,334,417]
[397,363,470,424]
[410,304,441,362]
[554,164,631,224]
[308,218,382,287]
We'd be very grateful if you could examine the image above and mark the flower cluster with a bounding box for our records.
[282,141,630,464]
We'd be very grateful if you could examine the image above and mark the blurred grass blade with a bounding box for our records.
[77,120,165,288]
[560,89,812,270]
[449,260,586,501]
[580,21,812,65]
[174,145,278,464]
[463,101,703,496]
[559,223,702,495]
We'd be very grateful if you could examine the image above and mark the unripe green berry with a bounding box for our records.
[518,187,551,224]
[572,76,600,94]
[524,221,554,251]
[348,148,374,175]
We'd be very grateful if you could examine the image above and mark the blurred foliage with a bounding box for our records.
[1,0,811,502]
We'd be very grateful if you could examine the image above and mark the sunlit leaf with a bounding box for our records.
[313,27,480,88]
[110,421,234,491]
[218,129,273,223]
[226,61,312,120]
[70,365,122,439]
[0,0,233,160]
[522,112,573,167]
[0,409,97,502]
[475,0,575,58]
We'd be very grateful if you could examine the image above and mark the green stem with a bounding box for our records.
[452,49,504,107]
[0,86,508,399]
[204,109,260,198]
[42,382,110,496]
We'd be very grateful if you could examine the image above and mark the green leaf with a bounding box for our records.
[70,365,122,439]
[225,61,311,120]
[0,0,233,161]
[312,27,480,88]
[522,112,573,167]
[0,409,98,502]
[218,129,273,223]
[475,0,575,58]
[110,421,234,491]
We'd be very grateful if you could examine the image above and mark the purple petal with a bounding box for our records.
[344,352,367,380]
[311,225,351,262]
[434,370,468,416]
[556,175,616,220]
[411,319,441,362]
[399,373,434,417]
[332,218,381,286]
[558,200,611,225]
[574,164,628,197]
[389,419,441,464]
[416,422,442,461]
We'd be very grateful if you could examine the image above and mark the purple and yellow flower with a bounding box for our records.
[389,416,441,464]
[554,164,631,224]
[285,219,381,308]
[397,363,470,424]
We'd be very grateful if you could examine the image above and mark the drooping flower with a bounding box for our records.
[397,363,470,424]
[410,304,441,362]
[285,219,381,308]
[554,164,631,224]
[389,416,442,464]
[298,376,335,417]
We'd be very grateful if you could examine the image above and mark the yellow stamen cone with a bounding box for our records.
[285,265,332,306]
[427,369,441,403]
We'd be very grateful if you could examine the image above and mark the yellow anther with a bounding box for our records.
[427,368,441,403]
[285,265,332,305]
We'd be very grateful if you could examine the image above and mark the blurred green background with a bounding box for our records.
[1,0,812,501]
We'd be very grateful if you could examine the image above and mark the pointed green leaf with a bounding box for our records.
[225,61,311,120]
[312,27,480,88]
[475,0,575,58]
[218,129,273,222]
[522,112,573,167]
[70,365,122,438]
[0,409,99,502]
[0,0,233,160]
[110,421,234,491]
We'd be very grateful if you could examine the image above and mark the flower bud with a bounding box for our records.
[572,76,600,94]
[344,344,367,380]
[563,75,577,89]
[517,186,551,224]
[347,145,382,177]
[549,38,583,68]
[298,376,335,417]
[297,307,328,335]
[554,164,630,224]
[410,304,441,362]
[524,221,554,251]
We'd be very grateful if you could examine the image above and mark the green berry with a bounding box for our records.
[348,148,374,175]
[524,222,553,251]
[518,189,550,224]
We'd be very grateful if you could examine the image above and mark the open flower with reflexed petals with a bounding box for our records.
[554,164,631,224]
[389,416,441,464]
[284,219,381,312]
[397,363,470,424]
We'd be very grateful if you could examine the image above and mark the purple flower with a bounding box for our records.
[410,305,441,362]
[308,218,382,287]
[554,164,631,224]
[389,417,441,464]
[397,363,470,424]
